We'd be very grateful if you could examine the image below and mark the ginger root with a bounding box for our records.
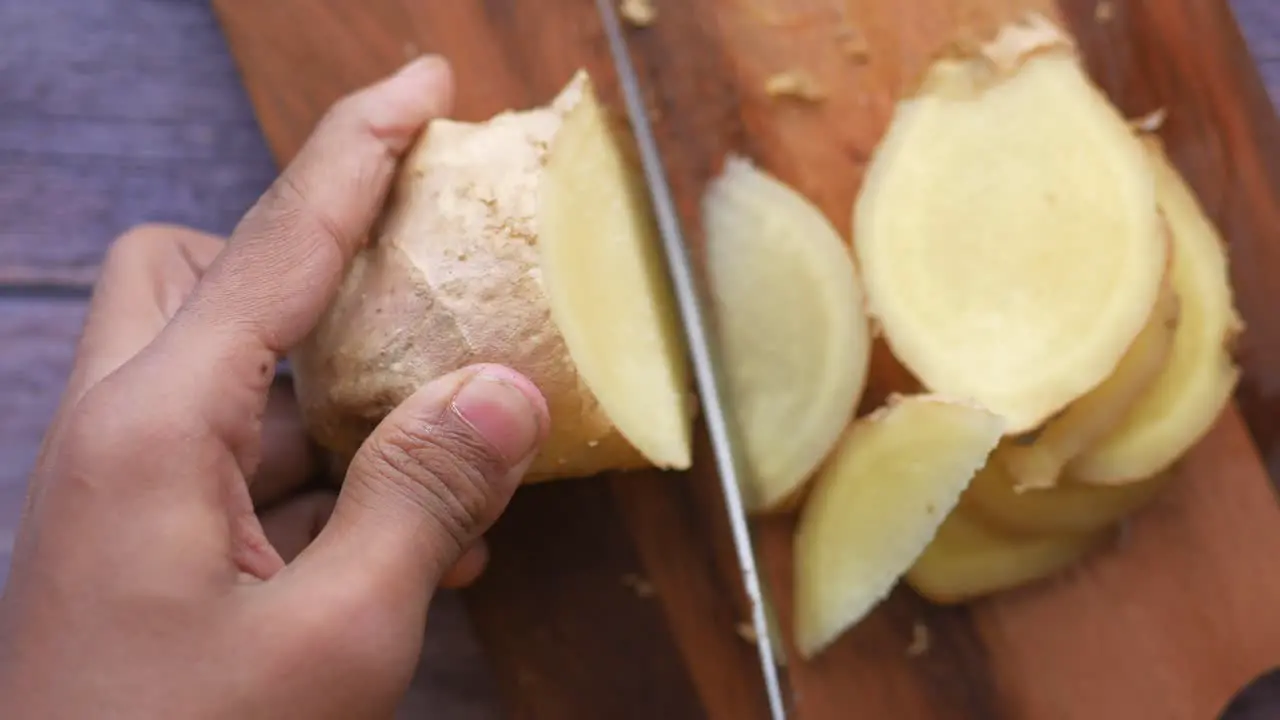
[793,394,1003,658]
[851,15,1166,434]
[702,156,871,512]
[959,460,1172,537]
[1069,139,1242,485]
[290,71,694,481]
[997,280,1180,490]
[906,506,1108,604]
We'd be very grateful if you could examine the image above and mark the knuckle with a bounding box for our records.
[103,223,225,280]
[360,417,505,550]
[101,223,175,271]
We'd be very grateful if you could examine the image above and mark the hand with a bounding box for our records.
[0,56,549,719]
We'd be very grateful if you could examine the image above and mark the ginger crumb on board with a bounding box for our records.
[836,26,870,63]
[764,71,826,102]
[1095,0,1115,23]
[621,573,656,598]
[1115,519,1133,550]
[736,621,759,645]
[1130,107,1168,133]
[906,620,931,657]
[620,0,656,27]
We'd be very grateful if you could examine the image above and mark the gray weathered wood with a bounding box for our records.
[0,300,85,582]
[1232,0,1280,101]
[0,0,1274,717]
[0,0,276,284]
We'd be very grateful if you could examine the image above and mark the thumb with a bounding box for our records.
[289,363,548,610]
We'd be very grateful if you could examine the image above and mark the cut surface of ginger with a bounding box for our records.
[960,459,1172,537]
[703,156,872,512]
[793,394,1004,659]
[538,75,694,470]
[852,16,1166,433]
[1069,141,1242,485]
[997,280,1179,490]
[906,505,1106,604]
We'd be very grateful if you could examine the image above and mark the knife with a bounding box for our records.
[591,1,788,717]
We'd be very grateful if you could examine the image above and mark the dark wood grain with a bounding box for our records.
[0,0,1270,289]
[212,0,1280,718]
[215,0,1280,712]
[214,4,774,717]
[0,1,1273,718]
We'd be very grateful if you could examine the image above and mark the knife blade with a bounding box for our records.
[591,1,788,717]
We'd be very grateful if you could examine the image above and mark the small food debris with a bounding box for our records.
[1095,0,1114,23]
[906,620,930,657]
[1130,107,1168,133]
[587,439,600,448]
[841,38,870,63]
[736,621,759,645]
[1115,519,1133,549]
[836,26,870,63]
[764,71,826,103]
[619,0,656,27]
[621,573,656,598]
[402,41,421,60]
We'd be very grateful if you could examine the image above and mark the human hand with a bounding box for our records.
[0,56,549,719]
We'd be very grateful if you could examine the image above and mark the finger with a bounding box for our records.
[261,492,489,585]
[161,57,453,391]
[439,541,489,589]
[136,56,454,476]
[284,364,547,616]
[261,491,338,563]
[66,224,225,403]
[250,380,320,508]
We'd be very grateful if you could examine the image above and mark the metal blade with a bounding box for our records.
[591,1,788,717]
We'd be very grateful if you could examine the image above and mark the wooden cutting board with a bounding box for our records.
[212,0,1280,718]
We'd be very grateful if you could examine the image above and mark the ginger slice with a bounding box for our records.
[997,278,1180,490]
[852,15,1166,433]
[793,395,1004,658]
[906,506,1107,604]
[538,73,694,470]
[619,0,656,27]
[703,156,872,512]
[1069,140,1242,485]
[959,460,1172,536]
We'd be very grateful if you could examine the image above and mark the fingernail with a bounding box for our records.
[393,54,448,83]
[451,369,544,465]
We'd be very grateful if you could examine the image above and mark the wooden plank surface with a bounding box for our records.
[209,0,1280,718]
[0,0,1277,718]
[0,0,1271,286]
[0,0,276,286]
